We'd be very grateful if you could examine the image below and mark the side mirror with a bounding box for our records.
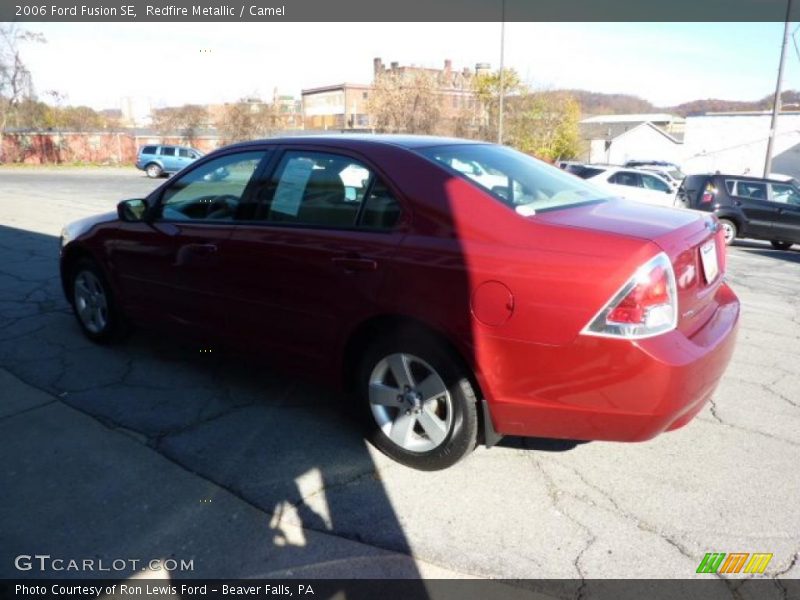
[117,198,148,222]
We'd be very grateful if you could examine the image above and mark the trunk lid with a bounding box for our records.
[536,199,726,337]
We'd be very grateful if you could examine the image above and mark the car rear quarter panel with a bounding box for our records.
[368,148,660,387]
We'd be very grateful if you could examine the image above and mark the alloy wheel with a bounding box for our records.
[720,220,736,245]
[73,270,108,334]
[368,353,453,452]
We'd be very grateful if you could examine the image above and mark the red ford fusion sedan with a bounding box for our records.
[59,136,739,470]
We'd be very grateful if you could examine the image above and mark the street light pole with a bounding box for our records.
[764,0,792,177]
[497,0,505,144]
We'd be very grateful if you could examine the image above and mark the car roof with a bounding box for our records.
[707,173,793,184]
[589,165,670,177]
[222,134,485,152]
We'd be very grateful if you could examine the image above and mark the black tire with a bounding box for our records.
[68,258,127,344]
[145,163,163,178]
[356,332,479,471]
[770,240,794,251]
[719,218,737,246]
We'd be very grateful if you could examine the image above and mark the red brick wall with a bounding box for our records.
[0,132,222,164]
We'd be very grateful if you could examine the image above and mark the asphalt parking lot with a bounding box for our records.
[0,167,798,585]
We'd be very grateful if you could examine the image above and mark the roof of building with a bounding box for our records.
[301,83,372,95]
[693,111,800,117]
[581,113,684,124]
[580,121,684,143]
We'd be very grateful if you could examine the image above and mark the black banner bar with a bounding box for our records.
[2,579,799,600]
[2,0,800,23]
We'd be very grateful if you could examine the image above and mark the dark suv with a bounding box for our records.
[676,174,800,250]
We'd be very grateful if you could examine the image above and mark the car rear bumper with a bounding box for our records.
[479,281,740,442]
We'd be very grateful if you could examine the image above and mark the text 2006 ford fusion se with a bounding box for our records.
[59,136,739,470]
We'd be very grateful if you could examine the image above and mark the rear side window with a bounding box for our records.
[141,146,157,155]
[160,147,176,157]
[261,151,373,228]
[360,179,401,229]
[731,180,767,200]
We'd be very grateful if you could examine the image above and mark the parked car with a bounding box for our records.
[557,160,584,170]
[676,173,800,249]
[577,165,677,206]
[135,144,203,178]
[639,165,685,189]
[60,136,739,470]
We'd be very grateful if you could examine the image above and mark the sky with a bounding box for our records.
[16,21,797,110]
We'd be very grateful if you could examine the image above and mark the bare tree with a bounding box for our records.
[151,104,208,144]
[214,99,278,144]
[0,25,45,160]
[367,70,443,134]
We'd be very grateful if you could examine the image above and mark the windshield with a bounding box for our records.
[417,144,607,213]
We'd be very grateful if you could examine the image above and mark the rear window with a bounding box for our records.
[680,175,709,196]
[417,144,607,214]
[140,146,157,155]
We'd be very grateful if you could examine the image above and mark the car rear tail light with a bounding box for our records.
[582,253,677,339]
[700,185,717,204]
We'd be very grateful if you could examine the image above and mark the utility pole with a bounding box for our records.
[497,0,505,144]
[764,0,792,177]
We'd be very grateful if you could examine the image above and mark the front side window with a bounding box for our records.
[417,144,606,213]
[641,173,671,192]
[158,151,267,221]
[261,151,374,228]
[770,183,800,205]
[179,148,193,158]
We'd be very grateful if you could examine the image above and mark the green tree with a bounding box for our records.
[505,91,581,161]
[472,68,523,141]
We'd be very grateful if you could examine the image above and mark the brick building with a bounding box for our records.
[301,57,489,131]
[301,83,372,130]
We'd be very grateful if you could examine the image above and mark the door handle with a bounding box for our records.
[174,243,218,266]
[332,256,378,272]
